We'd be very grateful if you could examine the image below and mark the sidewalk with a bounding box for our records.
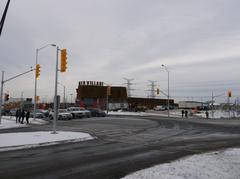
[0,116,95,152]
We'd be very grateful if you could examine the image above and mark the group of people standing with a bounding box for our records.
[181,110,189,118]
[16,109,30,124]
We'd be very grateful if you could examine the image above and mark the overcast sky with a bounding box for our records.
[1,0,240,103]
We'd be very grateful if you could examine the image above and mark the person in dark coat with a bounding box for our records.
[181,110,184,118]
[184,110,188,118]
[21,109,25,124]
[26,110,30,124]
[16,109,20,123]
[205,111,209,119]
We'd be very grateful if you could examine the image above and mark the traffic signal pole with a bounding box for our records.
[0,68,34,124]
[0,71,4,124]
[33,44,56,121]
[33,49,39,121]
[52,46,59,134]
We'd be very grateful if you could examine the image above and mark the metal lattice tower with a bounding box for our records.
[123,78,135,97]
[148,80,157,98]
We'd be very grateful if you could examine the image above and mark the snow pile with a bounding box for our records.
[122,148,240,179]
[0,116,47,129]
[195,110,240,119]
[108,111,180,117]
[0,131,94,152]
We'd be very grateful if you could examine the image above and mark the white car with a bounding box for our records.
[67,107,91,119]
[49,109,72,120]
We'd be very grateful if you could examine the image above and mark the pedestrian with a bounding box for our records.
[21,109,25,124]
[205,111,209,119]
[184,110,188,118]
[18,109,22,123]
[26,110,30,124]
[181,110,184,118]
[16,109,19,123]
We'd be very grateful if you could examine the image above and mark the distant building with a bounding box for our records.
[76,81,128,110]
[76,81,174,110]
[128,97,174,111]
[178,101,208,109]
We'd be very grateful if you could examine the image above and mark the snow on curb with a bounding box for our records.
[0,131,95,152]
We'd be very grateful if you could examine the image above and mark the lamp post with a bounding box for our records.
[70,93,73,104]
[58,82,66,105]
[34,44,56,120]
[52,45,60,134]
[162,64,170,117]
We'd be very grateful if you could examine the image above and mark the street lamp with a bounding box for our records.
[70,93,73,104]
[161,64,170,117]
[58,82,66,104]
[34,44,56,120]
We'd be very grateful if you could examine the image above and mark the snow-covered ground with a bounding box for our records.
[0,116,48,129]
[195,110,240,119]
[108,110,240,119]
[122,148,240,179]
[0,116,95,152]
[0,131,94,152]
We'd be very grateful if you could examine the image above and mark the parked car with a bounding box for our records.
[67,107,85,119]
[78,107,91,118]
[87,108,106,117]
[153,105,166,111]
[9,108,17,116]
[49,109,72,120]
[30,112,45,118]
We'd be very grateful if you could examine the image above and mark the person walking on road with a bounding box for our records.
[205,111,209,119]
[184,110,188,118]
[18,109,22,123]
[181,110,184,118]
[15,109,20,123]
[26,110,30,124]
[21,109,25,124]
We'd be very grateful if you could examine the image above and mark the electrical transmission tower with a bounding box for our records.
[123,78,135,97]
[148,80,157,98]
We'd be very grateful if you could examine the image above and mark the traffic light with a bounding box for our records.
[60,48,67,72]
[107,86,111,96]
[228,90,232,97]
[156,88,160,95]
[36,64,41,78]
[4,93,9,101]
[35,96,40,101]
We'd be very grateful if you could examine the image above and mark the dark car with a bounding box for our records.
[87,108,106,117]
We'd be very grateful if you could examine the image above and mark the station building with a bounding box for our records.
[76,81,174,110]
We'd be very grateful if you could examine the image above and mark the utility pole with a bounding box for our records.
[161,64,170,117]
[0,0,11,37]
[70,94,73,104]
[148,80,157,98]
[211,91,214,118]
[20,92,24,111]
[210,92,224,118]
[52,46,59,134]
[0,71,4,124]
[123,78,135,97]
[58,82,66,103]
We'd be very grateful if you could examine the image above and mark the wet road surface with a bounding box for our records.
[1,115,240,179]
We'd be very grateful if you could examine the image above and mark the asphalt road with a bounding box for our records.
[1,115,240,179]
